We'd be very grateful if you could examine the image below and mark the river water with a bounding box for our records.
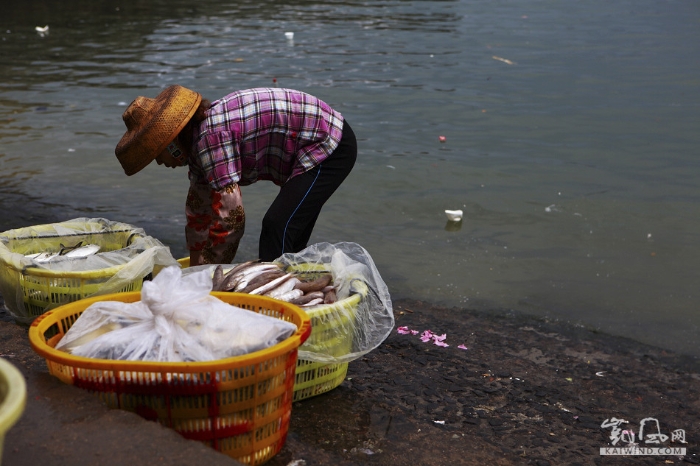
[1,0,698,357]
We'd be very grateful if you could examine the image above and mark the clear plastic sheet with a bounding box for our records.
[277,242,394,364]
[0,218,179,323]
[56,266,298,362]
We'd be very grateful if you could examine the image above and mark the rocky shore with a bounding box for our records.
[1,296,699,465]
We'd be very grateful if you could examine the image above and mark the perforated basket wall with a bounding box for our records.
[0,221,146,321]
[28,292,311,466]
[284,267,365,402]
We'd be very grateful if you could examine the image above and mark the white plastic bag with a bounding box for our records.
[276,242,394,364]
[56,266,298,362]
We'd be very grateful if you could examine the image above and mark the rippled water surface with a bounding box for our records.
[1,0,699,356]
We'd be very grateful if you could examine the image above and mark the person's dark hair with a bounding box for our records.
[179,98,211,150]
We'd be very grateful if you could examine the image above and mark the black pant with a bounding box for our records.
[258,121,357,261]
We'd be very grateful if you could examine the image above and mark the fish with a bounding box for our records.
[213,260,261,290]
[323,288,337,304]
[249,273,294,295]
[289,291,324,306]
[301,298,324,307]
[25,243,100,263]
[62,244,100,258]
[218,270,242,292]
[266,277,300,299]
[237,270,286,293]
[232,264,283,291]
[212,265,225,291]
[276,289,304,302]
[223,259,261,278]
[294,274,332,293]
[25,252,59,262]
[58,241,83,255]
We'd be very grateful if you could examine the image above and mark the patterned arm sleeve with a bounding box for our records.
[185,181,246,264]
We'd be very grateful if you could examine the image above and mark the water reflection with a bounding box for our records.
[444,220,462,232]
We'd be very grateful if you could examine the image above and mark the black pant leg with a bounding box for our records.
[258,121,357,261]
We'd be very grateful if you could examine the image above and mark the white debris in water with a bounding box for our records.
[445,209,463,222]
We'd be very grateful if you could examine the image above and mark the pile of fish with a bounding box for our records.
[211,260,337,307]
[25,242,101,263]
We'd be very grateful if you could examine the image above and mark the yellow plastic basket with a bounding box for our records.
[174,258,364,402]
[28,292,311,466]
[0,220,147,322]
[286,269,366,402]
[0,357,27,463]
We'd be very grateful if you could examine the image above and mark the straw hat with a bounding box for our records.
[115,85,202,176]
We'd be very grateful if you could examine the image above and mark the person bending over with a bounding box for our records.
[115,85,357,265]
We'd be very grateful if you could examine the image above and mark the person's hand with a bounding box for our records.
[190,250,203,266]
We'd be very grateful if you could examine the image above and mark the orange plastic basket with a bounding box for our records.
[28,292,311,466]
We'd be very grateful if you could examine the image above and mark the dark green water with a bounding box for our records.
[1,0,699,356]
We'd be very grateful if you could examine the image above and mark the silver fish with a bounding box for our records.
[276,289,304,302]
[266,277,300,299]
[249,273,294,295]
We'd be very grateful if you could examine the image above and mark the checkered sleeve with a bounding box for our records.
[195,130,242,191]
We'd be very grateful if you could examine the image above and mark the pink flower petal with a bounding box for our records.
[410,330,419,335]
[397,326,411,334]
[457,344,468,350]
[434,341,449,347]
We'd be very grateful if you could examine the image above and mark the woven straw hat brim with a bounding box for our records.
[115,85,202,176]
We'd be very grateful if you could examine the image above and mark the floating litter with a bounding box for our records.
[492,55,515,65]
[438,135,446,143]
[285,32,294,40]
[445,210,463,222]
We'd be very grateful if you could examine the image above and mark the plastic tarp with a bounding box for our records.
[277,242,394,363]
